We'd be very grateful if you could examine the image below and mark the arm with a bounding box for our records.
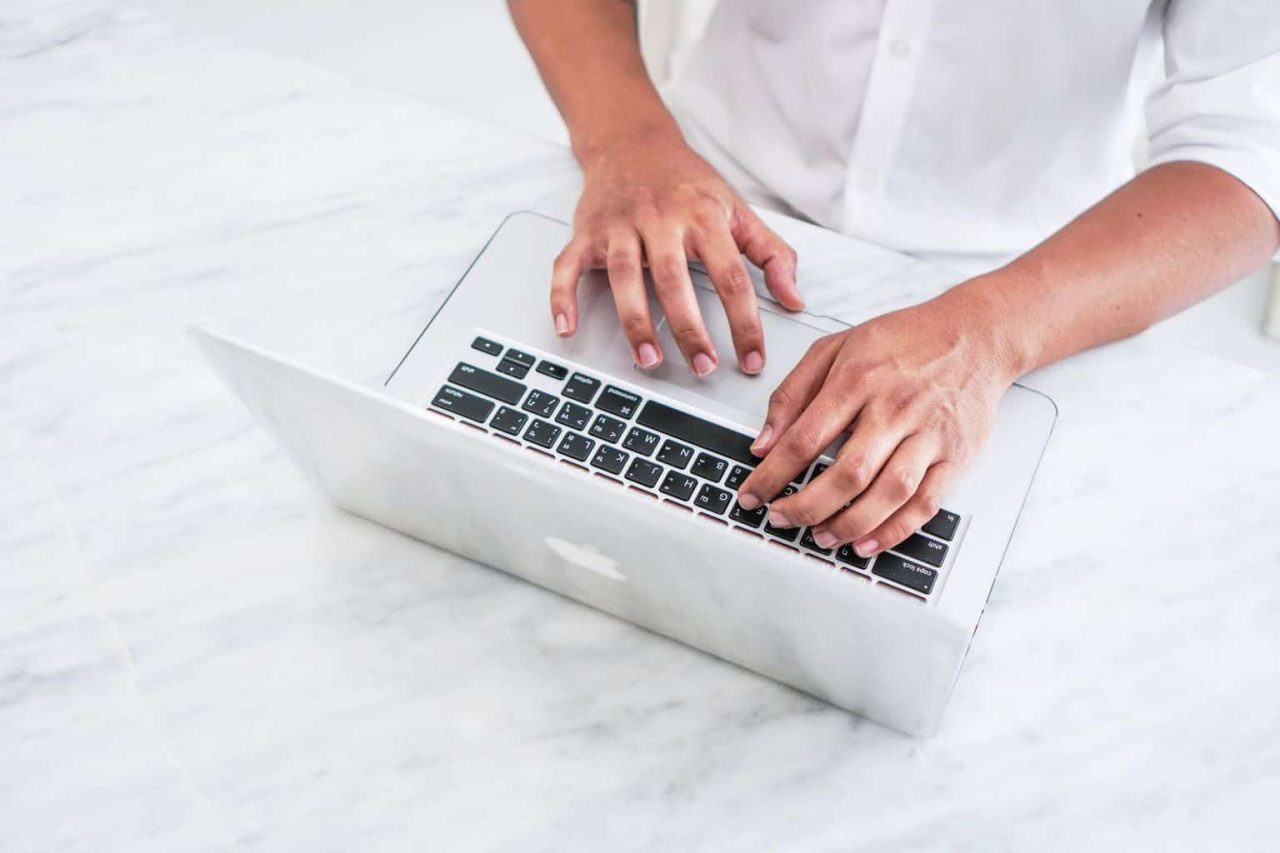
[742,163,1280,556]
[509,0,803,376]
[742,0,1280,557]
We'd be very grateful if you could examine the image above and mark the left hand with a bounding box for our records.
[736,288,1022,557]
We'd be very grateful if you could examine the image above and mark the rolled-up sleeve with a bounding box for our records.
[1145,0,1280,225]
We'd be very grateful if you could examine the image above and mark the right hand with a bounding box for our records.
[551,133,804,376]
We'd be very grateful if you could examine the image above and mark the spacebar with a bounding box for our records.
[635,401,758,466]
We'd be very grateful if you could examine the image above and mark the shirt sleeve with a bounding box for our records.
[1144,0,1280,226]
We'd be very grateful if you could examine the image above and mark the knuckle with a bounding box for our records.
[832,359,868,388]
[651,256,688,286]
[882,468,916,502]
[692,199,727,230]
[784,427,824,458]
[717,265,752,297]
[831,458,871,495]
[669,321,704,342]
[768,385,794,412]
[609,255,640,278]
[915,490,942,519]
[620,314,652,340]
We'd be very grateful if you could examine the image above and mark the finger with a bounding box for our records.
[606,230,662,368]
[808,433,937,549]
[550,237,589,337]
[737,386,857,510]
[850,461,959,558]
[731,205,803,311]
[696,227,765,374]
[769,419,916,534]
[641,226,718,375]
[750,335,841,457]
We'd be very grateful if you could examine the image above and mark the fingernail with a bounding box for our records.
[554,313,570,336]
[854,538,878,558]
[637,342,661,368]
[768,510,792,529]
[750,424,773,452]
[738,492,761,510]
[693,353,716,377]
[742,350,764,374]
[813,530,839,549]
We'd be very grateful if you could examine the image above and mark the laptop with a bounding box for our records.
[193,210,1055,735]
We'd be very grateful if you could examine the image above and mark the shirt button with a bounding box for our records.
[889,39,912,59]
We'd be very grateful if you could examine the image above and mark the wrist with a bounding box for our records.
[935,271,1040,385]
[573,114,688,173]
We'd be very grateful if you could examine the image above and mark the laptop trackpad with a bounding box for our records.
[646,280,839,428]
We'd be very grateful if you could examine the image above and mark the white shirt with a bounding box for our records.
[663,0,1280,273]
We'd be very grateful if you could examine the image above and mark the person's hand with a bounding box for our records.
[737,290,1022,557]
[551,131,805,376]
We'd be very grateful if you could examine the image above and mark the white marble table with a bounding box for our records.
[4,3,1279,850]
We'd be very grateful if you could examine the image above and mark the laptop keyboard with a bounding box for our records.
[427,333,965,602]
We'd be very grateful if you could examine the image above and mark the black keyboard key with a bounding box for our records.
[522,389,559,418]
[690,453,727,483]
[891,533,948,567]
[590,445,629,475]
[694,484,733,515]
[729,501,767,528]
[563,372,601,403]
[636,400,757,466]
[763,485,800,539]
[536,360,568,380]
[659,471,698,501]
[432,385,494,422]
[589,414,626,443]
[765,522,801,542]
[556,401,592,431]
[656,439,694,469]
[597,385,642,419]
[725,464,752,490]
[495,357,529,379]
[799,528,833,555]
[624,458,663,488]
[557,431,595,462]
[471,336,503,356]
[623,427,661,456]
[489,406,528,435]
[873,554,937,595]
[812,462,829,479]
[524,418,561,448]
[922,509,960,541]
[835,544,870,570]
[767,483,798,504]
[448,363,525,405]
[505,349,535,368]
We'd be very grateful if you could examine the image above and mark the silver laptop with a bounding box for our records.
[194,210,1055,735]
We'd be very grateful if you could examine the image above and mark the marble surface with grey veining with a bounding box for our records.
[3,3,1279,850]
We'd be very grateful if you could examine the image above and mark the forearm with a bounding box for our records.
[951,161,1280,379]
[508,0,685,166]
